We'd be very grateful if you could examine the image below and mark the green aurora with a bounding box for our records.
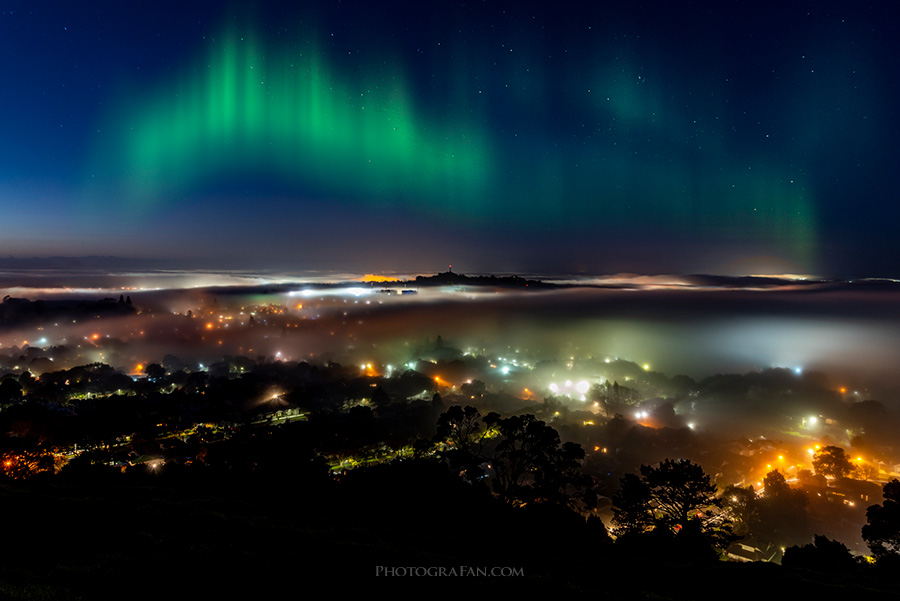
[83,15,830,271]
[104,29,491,215]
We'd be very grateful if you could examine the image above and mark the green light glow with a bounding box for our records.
[84,20,823,272]
[115,29,490,209]
[583,59,818,266]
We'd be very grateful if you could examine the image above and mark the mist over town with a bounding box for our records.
[3,0,900,597]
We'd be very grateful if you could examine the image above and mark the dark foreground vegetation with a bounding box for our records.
[1,416,900,599]
[1,342,900,597]
[4,454,900,599]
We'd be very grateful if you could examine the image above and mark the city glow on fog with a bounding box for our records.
[3,274,900,402]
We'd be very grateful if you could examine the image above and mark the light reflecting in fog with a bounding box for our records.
[2,272,900,400]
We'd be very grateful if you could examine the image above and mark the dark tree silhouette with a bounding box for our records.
[433,405,492,479]
[757,470,810,547]
[763,470,793,497]
[612,458,733,550]
[641,459,723,532]
[721,485,758,538]
[144,363,165,381]
[812,445,853,479]
[588,380,640,417]
[483,413,594,509]
[862,479,900,562]
[369,386,391,408]
[0,377,22,403]
[783,535,859,572]
[611,472,654,535]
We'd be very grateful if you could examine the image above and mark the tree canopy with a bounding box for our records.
[862,479,900,562]
[612,458,732,549]
[783,534,859,572]
[812,445,853,480]
[588,380,640,417]
[484,412,594,509]
[433,404,493,480]
[721,485,758,538]
[757,470,810,547]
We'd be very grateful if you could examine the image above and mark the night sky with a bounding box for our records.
[2,1,898,276]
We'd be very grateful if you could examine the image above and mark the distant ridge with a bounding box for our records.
[413,271,556,289]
